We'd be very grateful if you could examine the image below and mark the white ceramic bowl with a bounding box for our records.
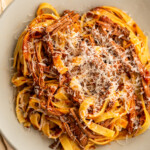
[0,0,150,149]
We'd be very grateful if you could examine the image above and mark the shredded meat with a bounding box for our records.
[46,11,80,35]
[61,115,88,148]
[128,95,138,134]
[99,16,130,41]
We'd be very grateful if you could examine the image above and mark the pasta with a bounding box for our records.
[12,3,150,150]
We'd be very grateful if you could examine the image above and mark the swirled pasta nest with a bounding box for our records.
[12,3,150,150]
